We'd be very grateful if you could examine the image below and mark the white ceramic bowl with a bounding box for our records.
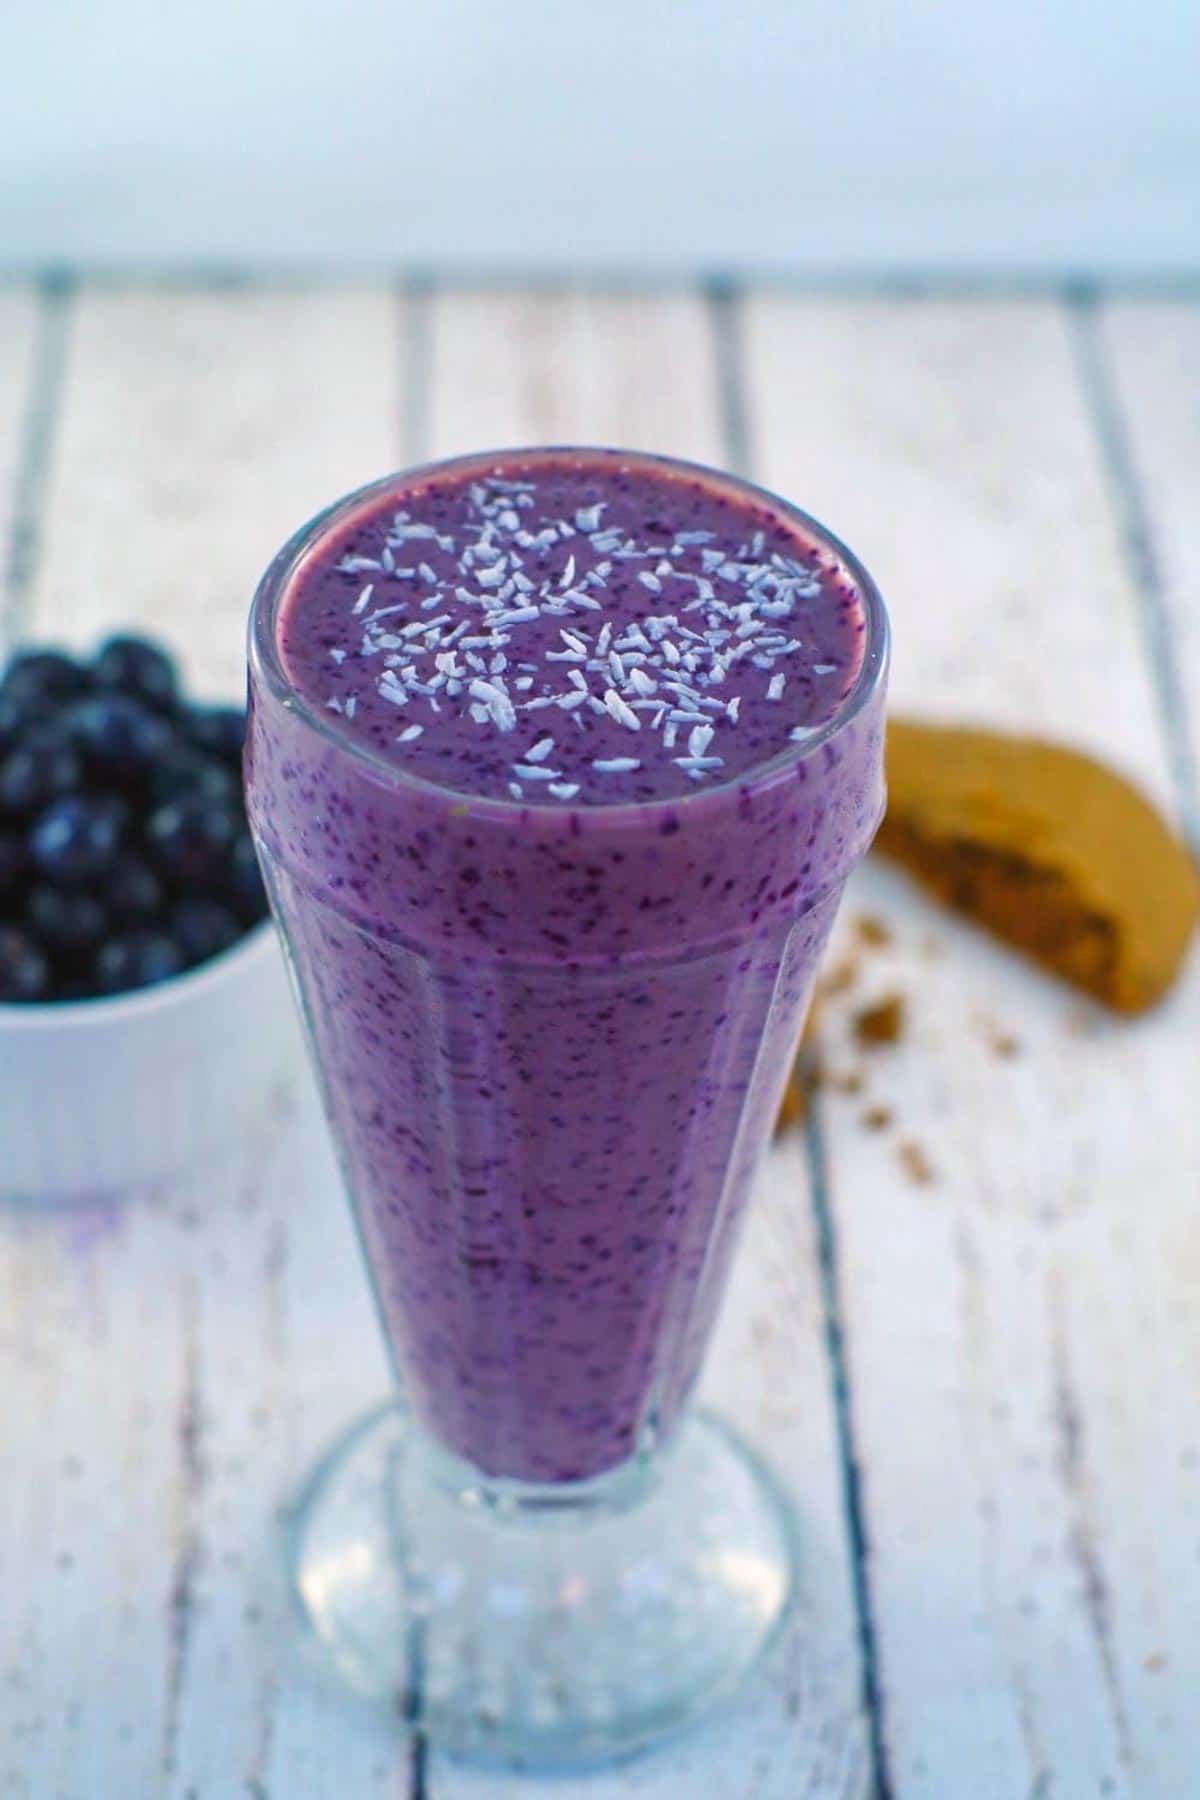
[0,921,299,1203]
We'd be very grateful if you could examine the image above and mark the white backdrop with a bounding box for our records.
[3,0,1199,273]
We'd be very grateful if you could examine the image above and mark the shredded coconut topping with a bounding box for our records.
[321,466,845,800]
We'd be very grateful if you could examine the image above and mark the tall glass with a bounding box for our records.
[245,450,888,1772]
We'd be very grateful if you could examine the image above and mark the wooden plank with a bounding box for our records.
[1096,299,1200,841]
[0,286,42,641]
[27,282,401,695]
[0,1188,186,1797]
[422,286,869,1798]
[744,294,1200,1797]
[0,282,410,1798]
[427,288,724,463]
[1075,296,1200,1800]
[0,1083,404,1800]
[168,1085,402,1798]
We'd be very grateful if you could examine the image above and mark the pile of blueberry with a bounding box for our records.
[0,636,268,1004]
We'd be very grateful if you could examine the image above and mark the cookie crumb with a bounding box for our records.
[820,956,859,999]
[989,1029,1020,1059]
[853,992,906,1048]
[898,1139,935,1185]
[829,1067,865,1096]
[861,1105,893,1132]
[1144,1651,1167,1673]
[776,1069,809,1132]
[776,1006,823,1134]
[855,912,892,948]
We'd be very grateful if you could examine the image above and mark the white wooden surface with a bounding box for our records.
[0,278,1197,1799]
[0,288,42,633]
[744,295,1200,1797]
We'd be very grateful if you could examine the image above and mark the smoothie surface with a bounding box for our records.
[276,450,868,806]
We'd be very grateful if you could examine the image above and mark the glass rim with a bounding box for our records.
[247,445,890,826]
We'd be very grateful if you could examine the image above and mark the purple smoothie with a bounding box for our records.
[246,449,886,1483]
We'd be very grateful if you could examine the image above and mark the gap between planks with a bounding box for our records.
[1066,292,1200,849]
[1,273,72,648]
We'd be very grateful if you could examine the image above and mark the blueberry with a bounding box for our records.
[229,832,268,923]
[0,693,41,757]
[0,926,50,1002]
[0,830,28,902]
[0,649,88,708]
[65,693,173,777]
[30,795,127,883]
[186,705,246,765]
[52,970,97,1003]
[25,885,107,953]
[93,634,179,712]
[95,931,185,995]
[107,854,164,922]
[0,738,82,817]
[145,795,238,888]
[150,746,240,809]
[171,897,241,966]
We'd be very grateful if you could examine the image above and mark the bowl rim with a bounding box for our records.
[0,917,279,1032]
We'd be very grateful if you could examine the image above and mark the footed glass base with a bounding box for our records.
[287,1401,798,1773]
